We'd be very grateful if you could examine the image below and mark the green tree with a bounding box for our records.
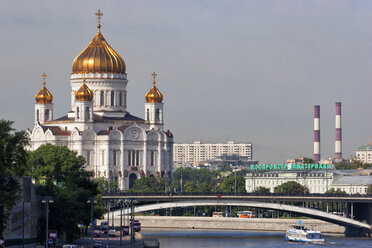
[327,188,347,195]
[368,185,372,194]
[218,174,245,193]
[27,144,104,242]
[274,181,308,194]
[128,176,166,193]
[302,158,314,164]
[255,186,271,194]
[0,120,29,236]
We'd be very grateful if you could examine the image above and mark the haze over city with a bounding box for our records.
[1,0,372,163]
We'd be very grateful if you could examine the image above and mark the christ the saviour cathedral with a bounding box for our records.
[27,10,174,190]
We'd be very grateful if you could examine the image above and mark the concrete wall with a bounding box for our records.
[109,216,345,234]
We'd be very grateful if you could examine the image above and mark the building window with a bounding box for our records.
[45,109,49,120]
[119,92,122,106]
[151,151,154,166]
[155,109,160,122]
[128,151,131,166]
[36,109,39,122]
[147,109,150,121]
[136,151,139,166]
[100,91,104,106]
[113,150,117,166]
[101,150,104,166]
[86,150,91,166]
[85,107,90,120]
[111,91,114,106]
[76,107,80,119]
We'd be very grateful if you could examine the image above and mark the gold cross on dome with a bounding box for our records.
[95,9,103,29]
[152,71,157,85]
[41,72,47,87]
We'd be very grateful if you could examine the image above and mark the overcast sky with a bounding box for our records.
[1,0,372,163]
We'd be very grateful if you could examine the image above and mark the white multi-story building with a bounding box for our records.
[173,141,253,166]
[356,140,372,164]
[245,170,372,194]
[245,171,333,194]
[27,10,173,190]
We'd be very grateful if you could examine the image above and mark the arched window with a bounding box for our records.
[147,109,150,121]
[155,109,160,122]
[119,92,122,106]
[45,109,49,120]
[111,91,114,106]
[85,107,90,120]
[100,91,104,106]
[86,150,91,165]
[76,107,80,119]
[36,109,39,122]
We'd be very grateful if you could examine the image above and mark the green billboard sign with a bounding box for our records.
[250,163,332,171]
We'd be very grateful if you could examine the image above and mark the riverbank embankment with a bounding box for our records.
[132,216,345,234]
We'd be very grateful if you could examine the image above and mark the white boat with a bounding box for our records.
[285,221,325,243]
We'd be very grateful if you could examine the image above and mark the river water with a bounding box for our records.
[141,229,372,248]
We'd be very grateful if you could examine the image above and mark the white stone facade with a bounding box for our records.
[28,25,173,191]
[245,171,333,194]
[356,142,372,164]
[173,141,252,165]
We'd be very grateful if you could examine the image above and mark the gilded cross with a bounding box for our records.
[95,9,103,28]
[152,71,157,85]
[41,72,47,87]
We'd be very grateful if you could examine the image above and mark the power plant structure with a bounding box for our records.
[335,102,342,160]
[312,102,343,162]
[313,105,320,162]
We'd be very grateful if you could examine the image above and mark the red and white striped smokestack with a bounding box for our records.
[313,105,320,162]
[335,102,342,160]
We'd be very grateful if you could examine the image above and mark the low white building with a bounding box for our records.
[173,141,253,166]
[331,176,371,194]
[356,140,372,164]
[245,171,333,194]
[245,170,372,194]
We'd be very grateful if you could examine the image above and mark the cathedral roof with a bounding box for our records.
[72,10,126,75]
[40,125,71,136]
[145,72,163,103]
[75,80,93,101]
[35,73,53,104]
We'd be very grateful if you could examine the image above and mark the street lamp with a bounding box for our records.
[87,197,97,248]
[41,196,53,248]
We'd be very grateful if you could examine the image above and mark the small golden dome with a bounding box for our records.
[35,72,53,104]
[75,80,93,101]
[72,10,126,74]
[145,72,163,103]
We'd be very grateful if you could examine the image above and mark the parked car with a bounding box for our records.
[93,229,101,238]
[62,245,78,248]
[108,229,116,237]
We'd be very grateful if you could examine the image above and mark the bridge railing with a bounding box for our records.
[102,191,372,198]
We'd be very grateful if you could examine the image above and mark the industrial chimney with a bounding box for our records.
[313,105,320,162]
[335,102,342,160]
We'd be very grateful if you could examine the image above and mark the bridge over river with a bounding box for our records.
[102,193,372,236]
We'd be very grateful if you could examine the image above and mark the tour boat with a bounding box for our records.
[285,221,325,243]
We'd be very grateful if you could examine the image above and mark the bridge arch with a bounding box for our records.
[115,199,370,231]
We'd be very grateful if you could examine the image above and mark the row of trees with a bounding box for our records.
[0,120,106,242]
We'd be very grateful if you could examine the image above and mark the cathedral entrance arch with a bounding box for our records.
[129,173,137,189]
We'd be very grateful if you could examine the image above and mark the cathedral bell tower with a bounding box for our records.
[145,72,164,129]
[75,79,93,122]
[34,72,53,124]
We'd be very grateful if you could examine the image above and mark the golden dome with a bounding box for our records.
[72,10,126,74]
[35,72,53,104]
[75,80,93,101]
[145,72,163,103]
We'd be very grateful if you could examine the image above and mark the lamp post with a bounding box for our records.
[234,166,237,195]
[87,197,97,248]
[41,196,53,248]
